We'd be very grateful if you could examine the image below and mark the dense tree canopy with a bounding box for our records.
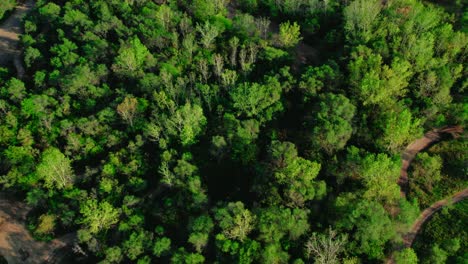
[0,0,465,263]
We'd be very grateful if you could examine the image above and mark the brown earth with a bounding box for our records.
[0,0,34,77]
[0,193,75,264]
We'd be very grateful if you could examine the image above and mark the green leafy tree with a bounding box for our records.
[278,21,302,48]
[223,114,260,164]
[79,199,120,234]
[311,93,356,154]
[165,102,207,146]
[376,108,422,153]
[191,0,217,20]
[36,148,74,190]
[38,2,61,22]
[34,214,56,237]
[344,0,381,43]
[394,248,418,264]
[257,207,309,243]
[1,78,26,102]
[196,21,220,49]
[103,247,123,263]
[267,141,325,207]
[335,196,395,259]
[361,153,401,204]
[112,37,155,78]
[410,153,443,193]
[299,64,339,98]
[214,202,255,242]
[305,228,348,264]
[230,77,283,121]
[349,47,413,107]
[188,215,214,252]
[0,0,15,19]
[117,96,139,127]
[340,149,400,205]
[171,247,205,264]
[153,237,171,257]
[261,243,289,264]
[124,231,152,260]
[427,244,447,264]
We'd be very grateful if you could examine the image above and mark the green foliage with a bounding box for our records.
[214,202,255,242]
[0,0,15,20]
[299,64,339,98]
[413,201,467,263]
[335,196,396,259]
[344,0,381,43]
[230,77,283,121]
[359,153,401,205]
[112,37,155,78]
[311,93,355,154]
[79,199,120,234]
[153,237,171,257]
[123,231,152,260]
[257,207,309,243]
[1,78,25,102]
[223,113,260,164]
[1,0,465,263]
[36,148,74,190]
[409,153,443,205]
[166,102,207,146]
[104,247,123,263]
[34,214,56,238]
[188,215,214,252]
[394,248,418,264]
[278,21,302,48]
[376,108,423,153]
[267,141,325,206]
[261,243,289,264]
[349,47,413,107]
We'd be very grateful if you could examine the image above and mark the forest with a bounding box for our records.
[0,0,466,263]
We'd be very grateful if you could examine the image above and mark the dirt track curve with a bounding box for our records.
[402,188,468,247]
[387,125,465,263]
[398,126,463,197]
[0,0,34,77]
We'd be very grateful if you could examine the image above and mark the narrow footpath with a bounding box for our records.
[387,125,465,263]
[0,0,34,77]
[402,188,468,247]
[398,126,463,197]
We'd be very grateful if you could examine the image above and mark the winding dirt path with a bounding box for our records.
[387,125,465,263]
[401,188,468,247]
[398,126,463,198]
[0,0,34,77]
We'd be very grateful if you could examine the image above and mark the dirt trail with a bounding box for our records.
[0,0,34,77]
[387,125,465,263]
[387,188,468,264]
[0,193,75,264]
[398,126,463,197]
[402,188,468,247]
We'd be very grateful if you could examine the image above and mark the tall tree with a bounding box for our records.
[214,202,255,242]
[36,148,74,190]
[305,228,347,264]
[79,199,120,234]
[310,93,356,154]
